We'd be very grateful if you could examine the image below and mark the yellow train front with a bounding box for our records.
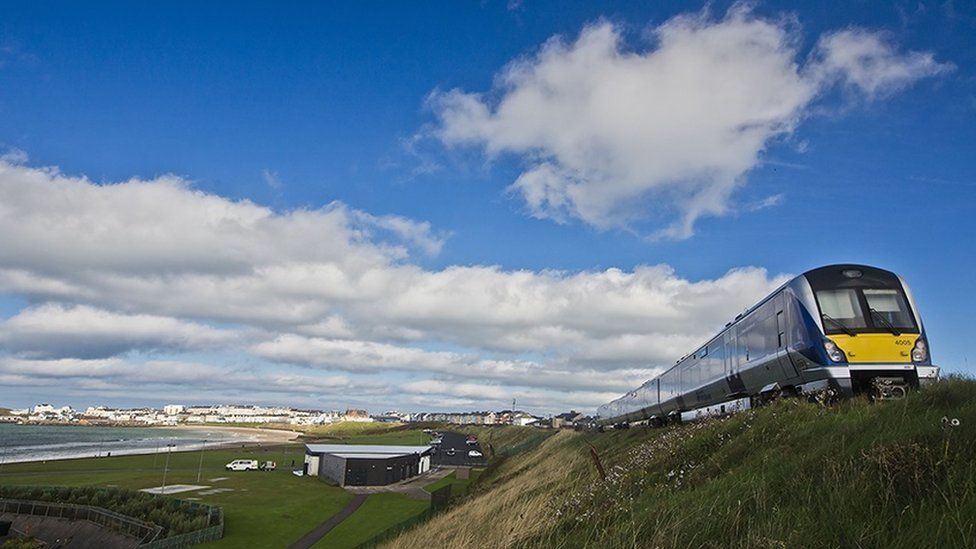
[801,264,937,398]
[597,264,939,427]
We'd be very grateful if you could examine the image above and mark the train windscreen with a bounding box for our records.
[806,265,919,335]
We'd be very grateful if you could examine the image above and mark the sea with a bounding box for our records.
[0,424,244,464]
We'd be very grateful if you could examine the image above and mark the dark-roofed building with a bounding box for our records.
[552,411,585,429]
[303,444,433,486]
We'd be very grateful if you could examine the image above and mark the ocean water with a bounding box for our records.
[0,424,244,464]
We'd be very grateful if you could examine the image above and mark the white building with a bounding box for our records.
[163,404,185,416]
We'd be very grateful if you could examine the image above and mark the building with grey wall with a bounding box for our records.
[303,444,433,486]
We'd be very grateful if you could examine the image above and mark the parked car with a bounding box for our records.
[468,450,483,458]
[225,459,258,471]
[430,438,443,445]
[446,448,456,456]
[259,461,276,471]
[292,469,304,477]
[465,439,478,445]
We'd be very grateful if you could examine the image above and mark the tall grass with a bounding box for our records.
[386,378,976,548]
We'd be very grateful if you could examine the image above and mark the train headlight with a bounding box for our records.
[911,338,928,362]
[824,339,847,363]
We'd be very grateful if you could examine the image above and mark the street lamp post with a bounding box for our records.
[196,440,207,483]
[160,444,174,496]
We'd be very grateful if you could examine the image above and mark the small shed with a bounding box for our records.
[304,444,433,486]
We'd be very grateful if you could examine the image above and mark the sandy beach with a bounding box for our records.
[165,424,301,445]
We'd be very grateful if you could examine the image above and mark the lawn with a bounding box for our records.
[0,443,351,548]
[313,493,429,548]
[423,469,484,499]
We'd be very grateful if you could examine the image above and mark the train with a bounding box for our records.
[596,264,939,427]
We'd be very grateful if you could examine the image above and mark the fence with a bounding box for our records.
[0,497,224,548]
[142,502,224,548]
[0,497,162,544]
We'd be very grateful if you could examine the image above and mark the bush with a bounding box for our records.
[0,485,215,539]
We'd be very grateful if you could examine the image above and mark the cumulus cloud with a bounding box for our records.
[811,29,952,98]
[0,304,237,359]
[428,7,949,238]
[0,162,444,277]
[0,160,787,412]
[251,334,657,393]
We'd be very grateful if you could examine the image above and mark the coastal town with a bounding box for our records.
[0,403,588,429]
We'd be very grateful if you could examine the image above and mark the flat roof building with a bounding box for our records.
[304,444,433,487]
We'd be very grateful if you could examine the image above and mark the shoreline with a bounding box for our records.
[0,424,301,465]
[161,424,301,444]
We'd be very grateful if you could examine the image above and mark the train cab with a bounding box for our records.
[802,265,938,398]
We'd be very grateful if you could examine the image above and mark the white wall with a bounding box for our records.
[304,454,319,476]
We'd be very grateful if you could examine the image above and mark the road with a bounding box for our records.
[429,431,488,467]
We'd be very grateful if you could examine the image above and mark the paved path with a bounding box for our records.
[288,493,368,549]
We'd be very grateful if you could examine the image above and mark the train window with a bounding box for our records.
[863,289,916,330]
[815,289,867,331]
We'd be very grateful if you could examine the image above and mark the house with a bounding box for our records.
[303,444,433,486]
[552,411,585,429]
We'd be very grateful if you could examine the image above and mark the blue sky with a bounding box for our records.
[0,1,973,412]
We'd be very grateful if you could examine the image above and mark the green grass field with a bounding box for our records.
[0,423,523,548]
[0,443,353,547]
[314,493,429,548]
[0,423,475,548]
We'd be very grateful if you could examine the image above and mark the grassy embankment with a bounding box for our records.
[423,470,483,495]
[0,422,445,548]
[387,377,976,549]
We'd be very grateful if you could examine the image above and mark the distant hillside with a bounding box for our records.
[0,407,12,416]
[387,378,976,548]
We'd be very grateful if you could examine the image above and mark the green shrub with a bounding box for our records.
[0,484,216,539]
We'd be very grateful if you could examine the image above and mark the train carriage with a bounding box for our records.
[597,264,939,427]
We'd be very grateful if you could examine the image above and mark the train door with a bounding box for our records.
[725,329,746,395]
[774,294,799,380]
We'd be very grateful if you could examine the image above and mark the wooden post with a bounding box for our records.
[588,444,606,481]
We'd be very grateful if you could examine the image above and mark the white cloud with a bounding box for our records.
[0,304,237,359]
[0,162,444,278]
[251,333,658,393]
[428,7,949,238]
[811,29,952,98]
[0,160,788,413]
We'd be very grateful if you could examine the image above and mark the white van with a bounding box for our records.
[225,459,259,471]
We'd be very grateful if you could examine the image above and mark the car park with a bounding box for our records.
[226,459,259,471]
